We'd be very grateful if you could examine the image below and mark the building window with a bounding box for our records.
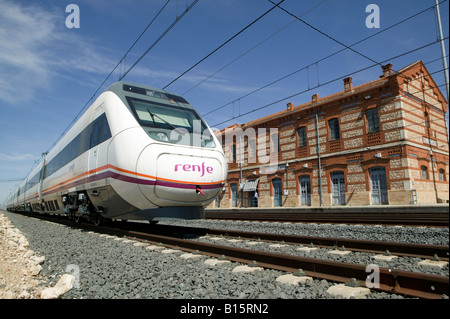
[297,126,307,147]
[249,139,256,158]
[271,132,279,152]
[439,168,446,181]
[232,144,237,163]
[328,118,340,140]
[366,108,380,133]
[424,112,430,128]
[421,165,428,179]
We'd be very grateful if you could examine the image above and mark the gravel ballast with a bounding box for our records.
[2,211,448,299]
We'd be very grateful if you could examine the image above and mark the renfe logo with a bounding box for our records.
[174,162,213,177]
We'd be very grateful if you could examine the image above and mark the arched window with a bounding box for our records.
[328,118,340,140]
[366,108,380,133]
[439,169,446,181]
[297,126,307,147]
[421,165,428,180]
[424,112,430,128]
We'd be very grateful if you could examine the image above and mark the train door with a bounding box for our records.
[38,157,47,211]
[369,167,388,205]
[299,175,311,206]
[88,105,104,177]
[331,171,346,205]
[272,178,282,207]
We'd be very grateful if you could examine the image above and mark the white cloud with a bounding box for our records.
[0,153,35,161]
[0,0,58,103]
[0,0,118,105]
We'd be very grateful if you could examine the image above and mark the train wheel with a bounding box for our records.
[91,213,103,226]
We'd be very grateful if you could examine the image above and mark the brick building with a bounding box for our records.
[212,61,449,208]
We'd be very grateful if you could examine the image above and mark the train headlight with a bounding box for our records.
[150,132,169,142]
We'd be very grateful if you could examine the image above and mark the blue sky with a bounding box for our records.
[0,0,449,207]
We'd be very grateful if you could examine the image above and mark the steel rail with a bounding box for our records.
[205,209,449,226]
[204,228,449,260]
[125,223,449,260]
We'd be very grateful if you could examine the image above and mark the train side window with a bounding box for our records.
[99,114,112,144]
[90,121,100,148]
[90,114,111,148]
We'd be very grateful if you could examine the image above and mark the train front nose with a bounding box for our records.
[137,145,225,205]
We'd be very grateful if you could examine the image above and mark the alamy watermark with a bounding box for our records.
[66,4,80,29]
[215,126,279,167]
[66,264,80,289]
[365,4,380,29]
[365,264,380,288]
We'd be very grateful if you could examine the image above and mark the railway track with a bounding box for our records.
[205,206,449,226]
[25,213,449,299]
[140,224,449,260]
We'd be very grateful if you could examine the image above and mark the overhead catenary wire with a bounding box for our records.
[162,0,286,90]
[269,0,449,91]
[44,0,198,155]
[120,0,200,81]
[181,0,329,96]
[210,37,448,128]
[202,0,448,119]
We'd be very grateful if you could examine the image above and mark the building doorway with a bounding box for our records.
[331,171,346,205]
[230,183,238,207]
[298,175,311,206]
[243,179,259,207]
[272,178,282,207]
[369,167,388,205]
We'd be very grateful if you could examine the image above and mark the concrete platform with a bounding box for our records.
[327,284,371,299]
[206,204,449,215]
[276,273,313,285]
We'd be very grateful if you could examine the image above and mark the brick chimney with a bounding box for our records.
[343,77,353,92]
[286,102,293,111]
[381,63,393,77]
[311,93,319,103]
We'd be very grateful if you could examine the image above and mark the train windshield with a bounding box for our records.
[127,97,216,148]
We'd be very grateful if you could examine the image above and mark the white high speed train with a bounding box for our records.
[6,82,227,224]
